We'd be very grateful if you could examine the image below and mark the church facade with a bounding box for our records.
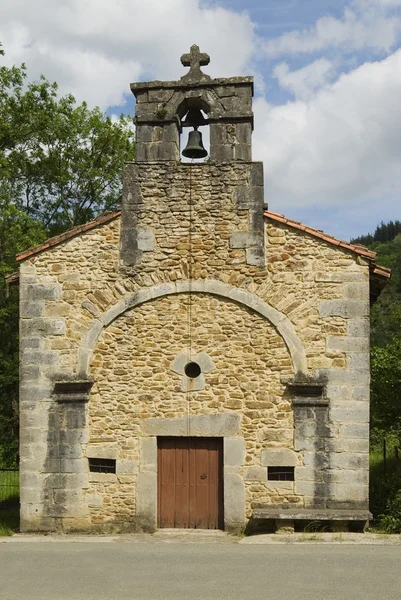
[15,46,389,533]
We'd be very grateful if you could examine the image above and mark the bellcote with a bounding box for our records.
[130,44,254,162]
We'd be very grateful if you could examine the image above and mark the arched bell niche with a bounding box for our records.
[177,97,210,163]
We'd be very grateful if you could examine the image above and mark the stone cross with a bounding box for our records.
[180,44,211,81]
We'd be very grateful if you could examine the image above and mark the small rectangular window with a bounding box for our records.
[268,466,294,481]
[88,458,116,473]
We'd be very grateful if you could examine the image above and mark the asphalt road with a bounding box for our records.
[0,541,400,600]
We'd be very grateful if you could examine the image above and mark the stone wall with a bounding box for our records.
[19,210,371,531]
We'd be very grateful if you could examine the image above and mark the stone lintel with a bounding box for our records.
[134,114,254,126]
[130,76,254,95]
[261,449,298,467]
[142,413,241,437]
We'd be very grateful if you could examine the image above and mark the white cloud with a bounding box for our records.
[0,0,256,108]
[253,49,401,211]
[273,58,336,100]
[265,4,401,56]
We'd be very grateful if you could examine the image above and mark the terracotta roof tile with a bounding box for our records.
[265,210,377,260]
[16,211,121,262]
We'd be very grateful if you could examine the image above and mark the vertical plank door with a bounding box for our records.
[157,437,223,529]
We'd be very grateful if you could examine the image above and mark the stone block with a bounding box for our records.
[329,454,369,470]
[21,301,45,318]
[347,353,370,371]
[230,231,257,249]
[348,319,370,338]
[246,246,265,267]
[295,481,329,497]
[21,337,42,351]
[137,227,155,251]
[314,272,367,283]
[352,386,369,402]
[344,282,369,301]
[116,460,138,475]
[60,458,88,474]
[224,437,245,467]
[25,283,61,301]
[224,473,245,533]
[136,472,157,532]
[302,452,330,468]
[88,473,117,483]
[324,470,369,485]
[294,438,324,452]
[330,405,369,423]
[140,437,157,471]
[261,448,298,467]
[319,300,368,318]
[86,444,119,459]
[21,318,66,337]
[86,494,104,507]
[333,483,369,503]
[326,337,369,353]
[244,466,267,481]
[324,439,369,453]
[320,369,370,386]
[234,143,251,161]
[339,423,369,439]
[295,467,322,482]
[20,364,41,383]
[23,350,59,366]
[266,480,294,490]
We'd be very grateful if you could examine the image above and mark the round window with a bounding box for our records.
[184,361,201,379]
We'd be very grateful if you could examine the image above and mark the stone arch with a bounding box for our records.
[77,279,308,377]
[169,89,224,120]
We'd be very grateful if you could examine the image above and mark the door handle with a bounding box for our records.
[200,474,207,479]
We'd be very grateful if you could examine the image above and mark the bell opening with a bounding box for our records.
[180,109,209,163]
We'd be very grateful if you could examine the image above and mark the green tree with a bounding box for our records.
[0,44,135,465]
[370,234,401,347]
[0,199,45,467]
[371,340,401,432]
[0,44,135,233]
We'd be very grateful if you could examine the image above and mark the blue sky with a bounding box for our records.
[0,0,401,240]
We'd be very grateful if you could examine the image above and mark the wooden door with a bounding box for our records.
[157,437,223,529]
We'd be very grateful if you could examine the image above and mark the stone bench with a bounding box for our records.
[252,508,373,533]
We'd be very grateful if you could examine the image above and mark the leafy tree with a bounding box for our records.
[0,200,46,467]
[0,44,135,233]
[0,44,135,464]
[371,340,401,432]
[370,234,401,347]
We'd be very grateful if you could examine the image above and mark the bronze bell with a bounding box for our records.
[182,127,208,159]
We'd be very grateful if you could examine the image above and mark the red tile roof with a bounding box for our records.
[15,211,121,262]
[5,209,390,296]
[265,210,376,259]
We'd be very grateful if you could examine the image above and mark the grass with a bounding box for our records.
[0,506,19,536]
[0,468,19,536]
[369,443,401,532]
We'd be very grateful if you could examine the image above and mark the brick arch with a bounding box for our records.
[77,280,308,377]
